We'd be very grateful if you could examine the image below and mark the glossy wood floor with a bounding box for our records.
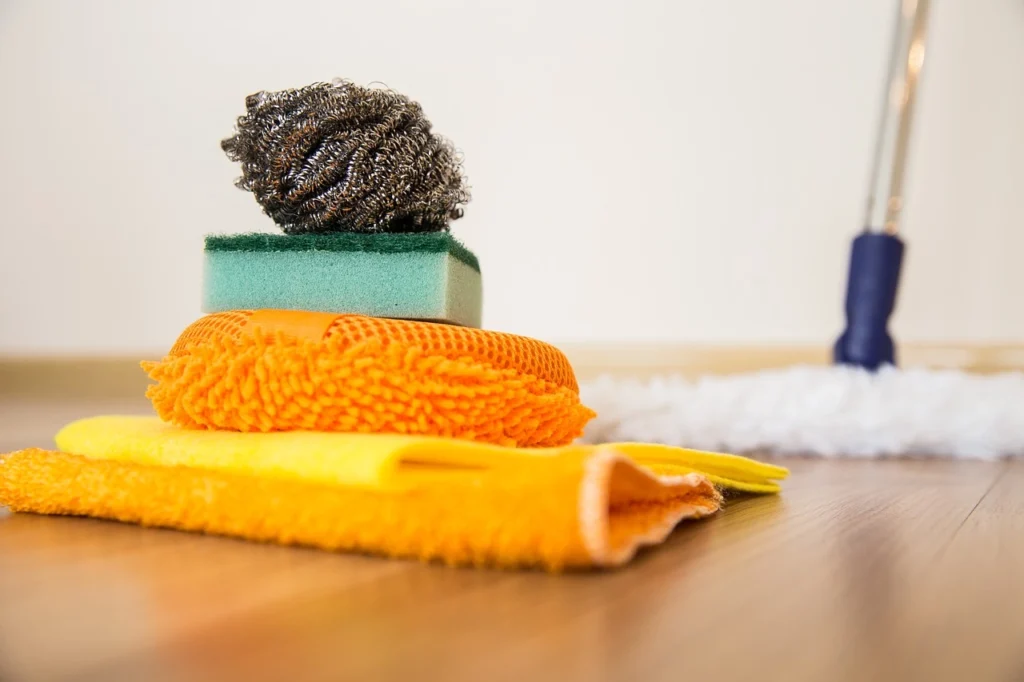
[1,398,1022,682]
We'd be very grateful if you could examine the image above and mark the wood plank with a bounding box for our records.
[886,462,1024,682]
[0,513,420,682]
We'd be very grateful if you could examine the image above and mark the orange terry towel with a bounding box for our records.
[0,446,720,571]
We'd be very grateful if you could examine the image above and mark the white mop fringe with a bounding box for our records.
[579,365,1024,459]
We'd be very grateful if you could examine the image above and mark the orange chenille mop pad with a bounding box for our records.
[145,310,593,447]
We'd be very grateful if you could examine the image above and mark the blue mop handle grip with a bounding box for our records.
[834,232,905,369]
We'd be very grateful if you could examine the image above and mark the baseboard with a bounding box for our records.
[563,343,1024,380]
[0,358,153,401]
[2,344,1023,400]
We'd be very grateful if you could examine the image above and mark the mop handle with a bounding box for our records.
[835,0,930,369]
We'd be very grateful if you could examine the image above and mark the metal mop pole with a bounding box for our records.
[834,0,931,369]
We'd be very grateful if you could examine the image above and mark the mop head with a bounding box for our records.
[0,420,788,570]
[144,309,594,448]
[203,233,482,327]
[580,364,1024,459]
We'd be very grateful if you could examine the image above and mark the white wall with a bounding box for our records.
[1,0,1022,355]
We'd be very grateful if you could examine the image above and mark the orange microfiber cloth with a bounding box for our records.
[0,446,720,571]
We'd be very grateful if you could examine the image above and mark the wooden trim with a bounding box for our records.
[2,344,1023,399]
[0,358,153,401]
[564,343,1024,380]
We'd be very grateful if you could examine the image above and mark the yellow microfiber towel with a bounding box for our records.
[54,416,788,494]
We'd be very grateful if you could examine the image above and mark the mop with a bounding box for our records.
[580,0,1024,459]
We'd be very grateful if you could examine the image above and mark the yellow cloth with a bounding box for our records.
[55,416,788,494]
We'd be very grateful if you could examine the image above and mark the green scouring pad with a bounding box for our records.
[203,232,483,328]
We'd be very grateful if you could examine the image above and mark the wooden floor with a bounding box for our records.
[1,399,1023,682]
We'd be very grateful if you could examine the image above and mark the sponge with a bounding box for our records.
[203,232,482,328]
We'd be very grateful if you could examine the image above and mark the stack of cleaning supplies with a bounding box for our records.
[0,79,787,570]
